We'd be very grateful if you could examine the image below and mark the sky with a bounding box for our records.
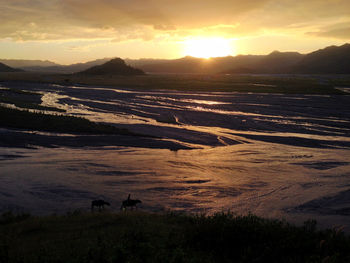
[0,0,349,64]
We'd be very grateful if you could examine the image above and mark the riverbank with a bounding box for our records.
[1,211,349,262]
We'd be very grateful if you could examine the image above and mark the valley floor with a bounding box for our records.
[0,77,349,233]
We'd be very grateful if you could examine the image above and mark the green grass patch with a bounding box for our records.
[0,211,349,262]
[0,105,138,135]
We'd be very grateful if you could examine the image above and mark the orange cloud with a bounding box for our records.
[0,0,349,42]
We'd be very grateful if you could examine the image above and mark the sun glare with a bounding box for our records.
[183,38,233,58]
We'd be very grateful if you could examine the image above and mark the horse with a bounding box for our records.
[91,199,110,211]
[120,194,142,210]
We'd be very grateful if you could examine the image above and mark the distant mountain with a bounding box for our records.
[134,55,264,74]
[223,51,304,74]
[137,52,304,74]
[129,44,350,74]
[138,56,209,73]
[21,58,112,73]
[0,62,23,72]
[0,59,59,68]
[2,43,348,74]
[77,58,144,75]
[255,51,304,73]
[293,43,350,74]
[125,58,172,68]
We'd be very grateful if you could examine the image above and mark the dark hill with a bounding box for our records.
[22,58,112,73]
[255,51,304,73]
[140,52,304,74]
[140,56,208,73]
[293,43,350,74]
[0,59,59,68]
[223,51,304,74]
[0,62,23,72]
[78,58,144,75]
[3,43,349,75]
[137,44,350,74]
[139,55,263,74]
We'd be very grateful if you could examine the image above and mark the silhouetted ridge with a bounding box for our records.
[0,59,59,68]
[293,43,350,74]
[222,51,303,74]
[78,58,144,75]
[21,58,112,73]
[3,43,349,74]
[0,62,23,72]
[254,51,304,73]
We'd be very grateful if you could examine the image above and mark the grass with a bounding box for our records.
[0,87,66,112]
[0,97,66,112]
[0,211,349,263]
[0,105,139,136]
[0,72,347,94]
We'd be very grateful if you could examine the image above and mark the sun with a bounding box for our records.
[183,38,233,58]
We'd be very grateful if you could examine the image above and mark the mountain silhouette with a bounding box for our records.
[77,58,144,75]
[292,43,350,74]
[2,43,349,74]
[223,51,304,74]
[254,51,304,73]
[19,58,112,73]
[0,59,59,68]
[137,44,349,74]
[0,62,23,72]
[136,55,265,74]
[138,56,210,73]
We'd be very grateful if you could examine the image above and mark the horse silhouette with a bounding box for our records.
[120,194,142,210]
[91,200,110,211]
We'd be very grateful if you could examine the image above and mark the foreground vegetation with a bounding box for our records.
[0,72,348,94]
[0,106,138,135]
[0,211,349,263]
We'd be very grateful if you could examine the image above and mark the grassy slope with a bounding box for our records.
[0,211,349,263]
[0,72,347,94]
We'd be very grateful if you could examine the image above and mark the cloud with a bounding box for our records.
[307,22,350,40]
[153,24,177,31]
[0,0,349,42]
[61,0,269,28]
[0,0,270,41]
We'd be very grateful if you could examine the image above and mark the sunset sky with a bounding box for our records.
[1,0,349,64]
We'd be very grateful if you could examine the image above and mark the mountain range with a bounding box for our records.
[0,59,59,68]
[291,44,350,74]
[0,43,349,74]
[0,62,23,72]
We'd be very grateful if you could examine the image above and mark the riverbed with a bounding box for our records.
[1,82,349,230]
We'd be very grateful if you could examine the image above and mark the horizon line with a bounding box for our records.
[0,42,348,66]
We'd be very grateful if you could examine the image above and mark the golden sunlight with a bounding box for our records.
[183,38,233,58]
